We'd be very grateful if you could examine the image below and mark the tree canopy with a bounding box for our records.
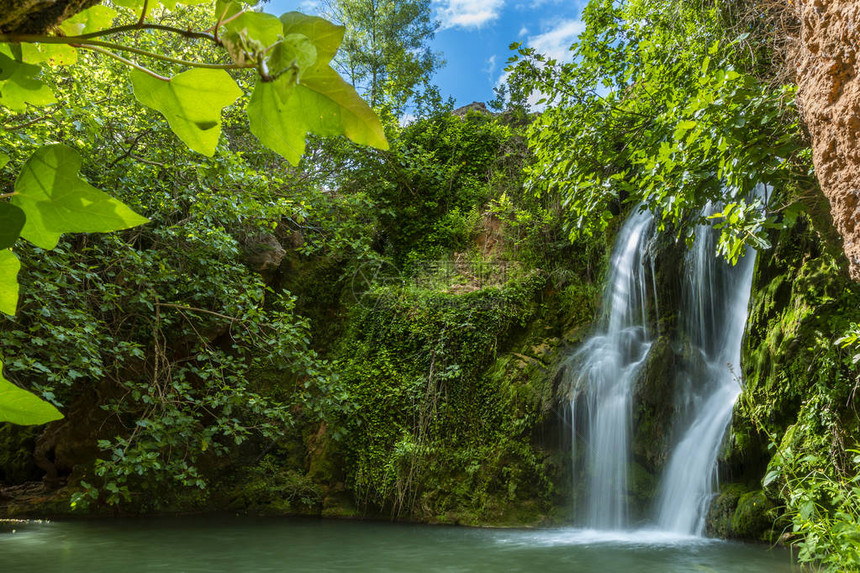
[0,0,388,425]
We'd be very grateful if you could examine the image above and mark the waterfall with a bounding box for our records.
[569,203,756,536]
[569,208,655,529]
[654,207,757,535]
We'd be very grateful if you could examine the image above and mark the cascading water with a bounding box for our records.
[569,208,655,529]
[569,203,757,537]
[654,207,757,535]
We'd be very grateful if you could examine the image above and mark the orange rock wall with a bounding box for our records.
[797,0,860,279]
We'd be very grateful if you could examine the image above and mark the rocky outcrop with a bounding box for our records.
[797,0,860,279]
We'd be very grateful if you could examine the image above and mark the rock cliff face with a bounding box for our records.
[798,0,860,279]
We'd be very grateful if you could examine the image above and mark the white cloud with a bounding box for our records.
[496,19,585,108]
[528,19,585,62]
[484,54,497,80]
[435,0,505,30]
[518,26,529,37]
[298,0,321,13]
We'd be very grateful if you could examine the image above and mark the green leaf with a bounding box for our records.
[59,6,118,35]
[299,66,388,148]
[0,359,63,425]
[268,33,317,84]
[248,66,387,163]
[0,48,56,110]
[21,44,78,67]
[280,12,345,66]
[0,203,25,249]
[214,0,243,23]
[11,144,149,249]
[225,11,284,48]
[762,468,780,487]
[0,249,20,316]
[247,79,307,164]
[0,150,8,169]
[130,69,242,156]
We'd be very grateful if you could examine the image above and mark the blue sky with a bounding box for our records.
[265,0,587,107]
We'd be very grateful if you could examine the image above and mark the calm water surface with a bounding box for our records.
[0,516,797,572]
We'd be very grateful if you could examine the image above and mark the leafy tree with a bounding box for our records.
[0,11,346,503]
[0,0,388,425]
[321,0,442,115]
[505,0,812,262]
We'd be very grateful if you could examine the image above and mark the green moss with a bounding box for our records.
[724,207,860,555]
[707,483,748,538]
[731,490,775,541]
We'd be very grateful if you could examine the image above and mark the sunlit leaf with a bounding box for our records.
[0,48,56,110]
[0,203,25,249]
[280,11,344,66]
[248,65,387,163]
[225,11,283,48]
[12,144,149,249]
[130,69,242,156]
[214,0,243,23]
[0,359,63,425]
[0,249,19,316]
[247,79,307,164]
[266,34,316,102]
[299,66,388,149]
[21,44,78,67]
[59,6,118,35]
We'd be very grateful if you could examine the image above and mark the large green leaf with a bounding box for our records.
[130,68,242,156]
[280,12,345,67]
[58,6,117,35]
[0,203,25,249]
[247,79,308,164]
[0,49,56,110]
[268,34,317,87]
[0,249,19,316]
[11,144,149,249]
[21,44,78,67]
[0,359,63,425]
[300,66,388,149]
[248,64,388,164]
[225,11,284,48]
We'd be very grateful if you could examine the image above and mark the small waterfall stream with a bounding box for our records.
[654,208,757,535]
[569,209,655,529]
[569,204,756,536]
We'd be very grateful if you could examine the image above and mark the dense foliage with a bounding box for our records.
[0,0,858,568]
[0,37,337,505]
[507,0,813,262]
[0,0,387,425]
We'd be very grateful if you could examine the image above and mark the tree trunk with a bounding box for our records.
[0,0,101,34]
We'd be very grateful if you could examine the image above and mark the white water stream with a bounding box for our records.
[654,207,757,535]
[570,205,756,536]
[570,209,655,529]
